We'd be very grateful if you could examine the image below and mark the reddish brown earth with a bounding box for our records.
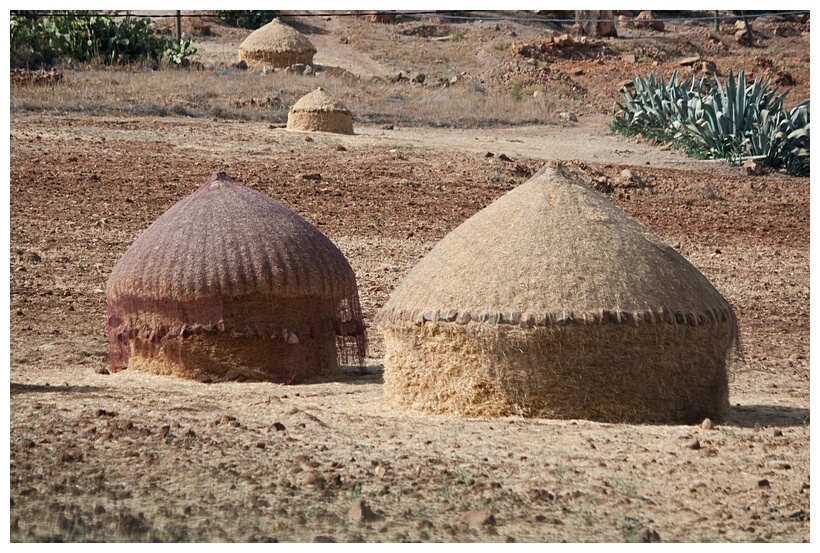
[9,12,810,543]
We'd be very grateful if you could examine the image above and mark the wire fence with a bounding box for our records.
[10,9,811,25]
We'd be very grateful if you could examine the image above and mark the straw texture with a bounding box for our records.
[107,171,366,380]
[287,88,354,134]
[376,162,739,423]
[238,18,316,67]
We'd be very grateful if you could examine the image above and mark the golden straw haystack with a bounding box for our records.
[238,18,316,68]
[375,162,740,423]
[106,171,366,382]
[287,87,354,134]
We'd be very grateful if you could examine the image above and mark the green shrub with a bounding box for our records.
[10,11,196,68]
[209,11,279,29]
[612,70,810,175]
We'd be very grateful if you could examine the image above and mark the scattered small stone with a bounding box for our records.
[256,442,266,449]
[773,429,783,437]
[484,151,494,158]
[460,510,496,526]
[558,111,578,122]
[273,422,286,431]
[618,80,634,91]
[304,136,314,143]
[375,465,386,478]
[735,29,753,46]
[57,446,84,463]
[300,471,321,486]
[789,510,808,521]
[638,528,662,543]
[767,461,791,470]
[196,374,212,383]
[701,417,714,430]
[333,144,347,151]
[301,173,322,181]
[678,56,703,66]
[347,499,378,522]
[742,158,764,175]
[619,169,634,183]
[381,124,394,130]
[757,478,770,488]
[160,424,171,438]
[417,519,434,529]
[95,409,117,418]
[498,153,512,162]
[313,535,336,543]
[687,438,701,450]
[95,367,110,375]
[622,54,637,64]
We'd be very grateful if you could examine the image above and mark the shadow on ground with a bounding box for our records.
[725,404,810,428]
[10,383,105,395]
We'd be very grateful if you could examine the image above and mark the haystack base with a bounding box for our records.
[128,332,338,383]
[382,320,731,423]
[239,51,314,68]
[287,111,353,134]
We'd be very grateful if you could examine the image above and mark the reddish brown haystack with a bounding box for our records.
[106,171,366,382]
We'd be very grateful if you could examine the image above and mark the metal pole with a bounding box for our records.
[176,10,182,45]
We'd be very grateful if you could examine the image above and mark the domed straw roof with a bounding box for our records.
[107,171,365,370]
[287,88,354,134]
[290,88,352,115]
[238,18,316,56]
[376,162,738,422]
[376,162,738,334]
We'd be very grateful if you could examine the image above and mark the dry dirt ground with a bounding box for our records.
[8,12,811,543]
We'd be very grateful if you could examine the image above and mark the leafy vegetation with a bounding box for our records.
[611,70,810,176]
[10,11,196,68]
[209,11,279,29]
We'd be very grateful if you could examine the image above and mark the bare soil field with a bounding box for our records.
[8,12,810,542]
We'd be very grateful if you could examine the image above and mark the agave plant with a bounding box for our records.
[614,69,810,175]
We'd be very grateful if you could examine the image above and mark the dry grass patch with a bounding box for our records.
[10,68,556,127]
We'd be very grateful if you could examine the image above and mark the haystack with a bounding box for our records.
[238,18,316,68]
[287,87,354,134]
[375,162,739,423]
[106,171,366,382]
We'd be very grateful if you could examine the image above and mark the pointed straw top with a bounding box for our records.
[376,163,737,331]
[290,88,352,114]
[238,18,316,56]
[107,171,357,305]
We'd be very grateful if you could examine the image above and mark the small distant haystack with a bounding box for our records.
[287,88,354,134]
[375,162,739,423]
[106,171,366,382]
[238,18,316,68]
